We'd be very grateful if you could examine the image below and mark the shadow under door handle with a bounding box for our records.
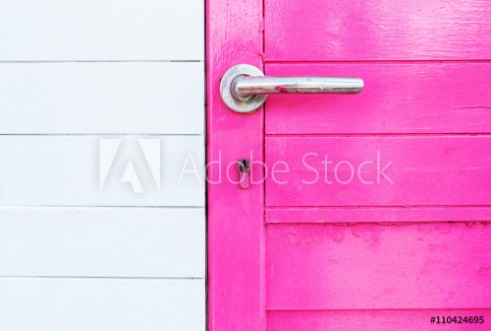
[220,64,364,114]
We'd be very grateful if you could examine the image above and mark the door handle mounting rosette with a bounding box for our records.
[220,64,364,113]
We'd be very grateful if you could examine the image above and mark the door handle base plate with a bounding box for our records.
[220,64,267,113]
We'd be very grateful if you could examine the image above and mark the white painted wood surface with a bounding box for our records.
[0,278,205,331]
[0,135,204,206]
[0,63,204,134]
[0,0,206,328]
[0,207,204,277]
[0,0,204,61]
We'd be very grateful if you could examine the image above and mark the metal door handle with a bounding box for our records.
[220,64,364,113]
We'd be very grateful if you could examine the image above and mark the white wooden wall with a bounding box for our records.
[0,1,205,330]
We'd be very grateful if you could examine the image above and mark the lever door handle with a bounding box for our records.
[220,64,364,113]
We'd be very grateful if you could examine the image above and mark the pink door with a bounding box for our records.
[208,1,491,330]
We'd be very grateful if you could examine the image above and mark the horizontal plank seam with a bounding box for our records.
[266,308,491,312]
[265,221,491,225]
[266,133,491,137]
[0,133,204,137]
[0,60,203,64]
[265,59,491,64]
[266,205,491,211]
[0,205,205,209]
[0,276,204,280]
[266,206,491,209]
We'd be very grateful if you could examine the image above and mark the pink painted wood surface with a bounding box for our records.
[208,0,491,328]
[207,0,265,330]
[266,207,491,224]
[266,136,491,207]
[268,310,491,331]
[265,63,491,134]
[265,0,491,61]
[266,223,491,310]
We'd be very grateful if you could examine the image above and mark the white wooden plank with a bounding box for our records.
[0,0,203,61]
[0,278,204,331]
[0,63,204,134]
[0,207,204,277]
[0,135,204,206]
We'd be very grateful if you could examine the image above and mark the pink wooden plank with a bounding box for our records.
[266,207,491,224]
[266,223,491,310]
[265,63,491,135]
[266,136,491,207]
[207,0,265,330]
[265,0,491,61]
[268,310,491,331]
